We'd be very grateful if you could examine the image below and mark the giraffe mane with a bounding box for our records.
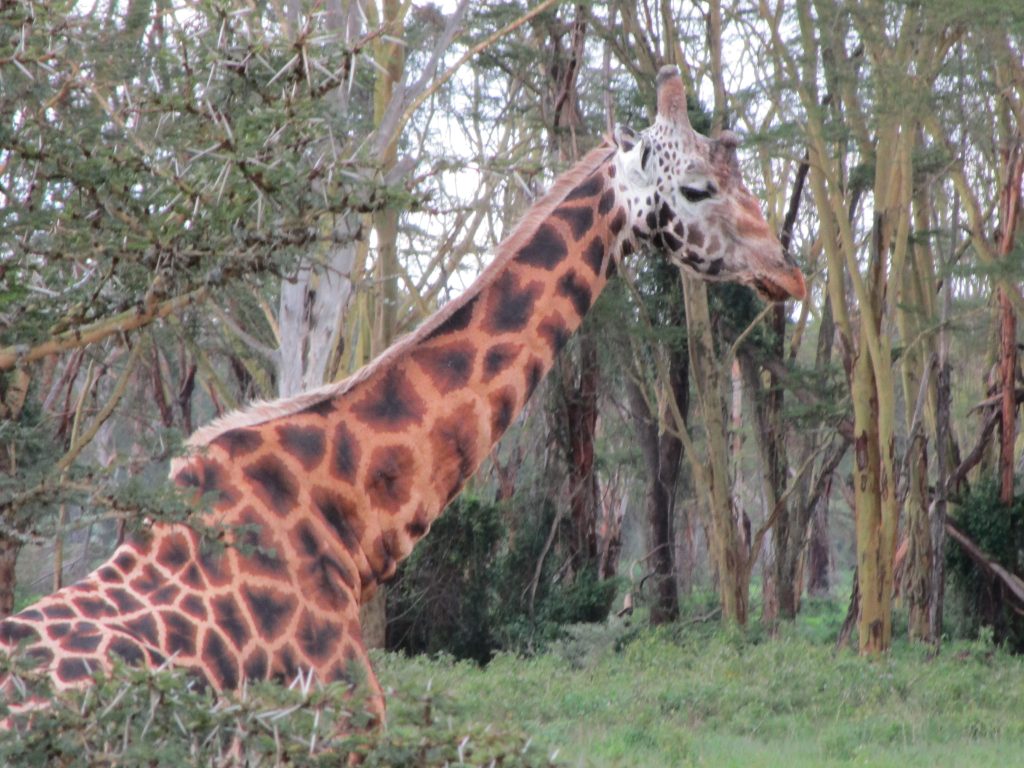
[183,142,616,454]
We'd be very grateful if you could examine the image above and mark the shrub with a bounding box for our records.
[0,658,556,767]
[946,479,1024,649]
[386,497,502,664]
[386,495,618,662]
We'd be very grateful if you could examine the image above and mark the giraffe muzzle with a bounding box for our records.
[751,264,807,302]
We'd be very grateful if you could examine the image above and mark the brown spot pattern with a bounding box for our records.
[514,222,568,270]
[311,487,363,552]
[352,365,425,431]
[484,272,541,334]
[156,534,190,571]
[243,455,299,514]
[366,444,416,513]
[488,388,517,438]
[553,205,595,240]
[557,270,593,316]
[331,421,361,482]
[483,342,522,382]
[430,405,480,503]
[276,425,325,470]
[539,315,570,354]
[212,428,262,458]
[412,341,475,392]
[242,586,296,640]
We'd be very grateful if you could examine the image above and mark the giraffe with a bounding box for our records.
[0,67,805,724]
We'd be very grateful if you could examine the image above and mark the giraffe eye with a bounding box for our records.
[680,184,715,203]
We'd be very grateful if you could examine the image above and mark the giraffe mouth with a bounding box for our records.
[751,266,807,302]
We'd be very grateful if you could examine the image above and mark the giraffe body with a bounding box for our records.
[0,69,804,722]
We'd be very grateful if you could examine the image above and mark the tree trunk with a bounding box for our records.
[683,277,748,625]
[904,430,931,640]
[675,498,697,596]
[739,313,793,620]
[597,489,625,580]
[626,288,688,626]
[534,1,599,579]
[627,377,682,625]
[359,0,410,652]
[277,225,358,398]
[998,288,1016,505]
[806,485,831,596]
[997,142,1023,504]
[929,352,951,644]
[761,536,779,627]
[851,224,899,655]
[0,370,31,616]
[0,537,20,618]
[899,172,944,644]
[560,332,600,573]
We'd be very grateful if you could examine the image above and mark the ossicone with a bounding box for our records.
[656,65,691,130]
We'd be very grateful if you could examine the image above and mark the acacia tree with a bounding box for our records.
[754,0,1024,651]
[623,264,688,625]
[1,0,392,609]
[0,0,528,616]
[788,1,940,652]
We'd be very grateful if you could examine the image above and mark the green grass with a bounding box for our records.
[374,615,1024,767]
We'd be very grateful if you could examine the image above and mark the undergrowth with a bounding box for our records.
[3,603,1024,766]
[0,658,553,767]
[377,609,1024,767]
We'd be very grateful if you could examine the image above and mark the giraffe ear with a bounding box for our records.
[620,133,655,186]
[714,130,742,173]
[613,124,638,152]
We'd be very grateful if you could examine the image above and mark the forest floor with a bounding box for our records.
[374,599,1024,768]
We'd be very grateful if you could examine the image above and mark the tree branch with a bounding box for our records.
[0,290,206,371]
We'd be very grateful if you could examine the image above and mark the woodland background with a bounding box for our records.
[3,0,1024,700]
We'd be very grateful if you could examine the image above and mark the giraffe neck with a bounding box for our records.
[359,146,630,568]
[175,144,631,597]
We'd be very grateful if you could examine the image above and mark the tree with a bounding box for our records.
[0,0,516,617]
[623,263,689,625]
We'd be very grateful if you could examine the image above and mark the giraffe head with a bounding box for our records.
[614,66,806,302]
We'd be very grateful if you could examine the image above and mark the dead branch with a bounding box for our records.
[945,521,1024,614]
[947,409,1001,494]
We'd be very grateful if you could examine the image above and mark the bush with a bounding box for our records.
[0,658,556,767]
[386,495,618,662]
[946,479,1024,649]
[386,497,502,663]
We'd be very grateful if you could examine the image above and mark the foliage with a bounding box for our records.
[386,496,502,663]
[0,657,553,767]
[946,479,1024,650]
[490,496,618,654]
[0,0,398,320]
[386,495,618,663]
[0,0,408,542]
